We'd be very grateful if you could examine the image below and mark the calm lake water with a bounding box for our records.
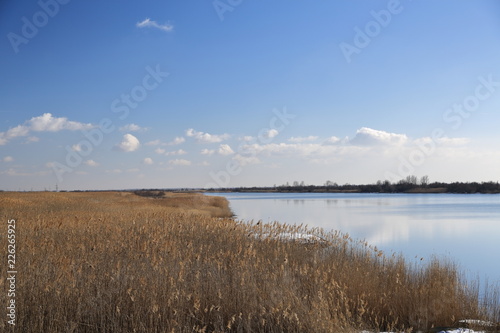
[208,192,500,283]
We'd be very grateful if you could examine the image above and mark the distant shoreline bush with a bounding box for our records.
[206,179,500,194]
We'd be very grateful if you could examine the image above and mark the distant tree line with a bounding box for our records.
[208,176,500,194]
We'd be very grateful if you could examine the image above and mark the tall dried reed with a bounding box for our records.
[0,191,498,332]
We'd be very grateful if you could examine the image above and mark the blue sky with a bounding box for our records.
[1,0,500,190]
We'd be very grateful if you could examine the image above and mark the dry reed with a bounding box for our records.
[0,191,498,332]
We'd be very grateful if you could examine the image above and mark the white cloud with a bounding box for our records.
[5,125,29,138]
[0,113,94,145]
[1,168,49,177]
[165,149,187,156]
[143,157,154,165]
[349,127,408,146]
[238,141,369,160]
[233,154,261,166]
[241,136,254,142]
[217,144,234,156]
[201,149,215,156]
[119,124,146,132]
[146,139,161,146]
[289,136,319,143]
[435,137,470,146]
[115,134,140,152]
[2,156,14,163]
[168,137,185,145]
[155,148,186,156]
[266,129,279,139]
[72,144,82,152]
[146,137,185,146]
[29,113,93,132]
[136,18,173,32]
[322,136,342,145]
[169,159,191,166]
[84,159,99,167]
[186,128,230,143]
[155,148,166,154]
[0,125,29,145]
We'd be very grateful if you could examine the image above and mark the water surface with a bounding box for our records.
[209,192,500,283]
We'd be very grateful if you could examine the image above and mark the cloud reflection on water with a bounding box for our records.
[218,192,500,281]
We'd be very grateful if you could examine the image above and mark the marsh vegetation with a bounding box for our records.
[0,191,498,332]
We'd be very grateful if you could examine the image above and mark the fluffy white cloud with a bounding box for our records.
[2,156,14,163]
[217,144,234,156]
[238,141,370,161]
[414,137,470,146]
[146,137,185,146]
[136,18,173,32]
[240,136,254,142]
[262,129,279,139]
[169,159,191,166]
[116,134,140,152]
[72,144,82,152]
[84,160,99,167]
[349,127,408,146]
[322,136,342,145]
[168,137,185,145]
[29,113,93,132]
[5,125,29,138]
[165,149,187,156]
[201,149,215,156]
[155,148,166,154]
[233,154,261,166]
[0,125,29,144]
[0,113,94,145]
[289,136,318,143]
[1,168,49,177]
[186,128,229,143]
[119,124,146,132]
[143,157,154,165]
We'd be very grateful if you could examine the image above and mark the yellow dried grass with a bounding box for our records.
[0,191,498,332]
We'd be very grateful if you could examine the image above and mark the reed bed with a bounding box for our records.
[0,191,498,332]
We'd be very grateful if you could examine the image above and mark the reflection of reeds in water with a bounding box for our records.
[0,191,498,332]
